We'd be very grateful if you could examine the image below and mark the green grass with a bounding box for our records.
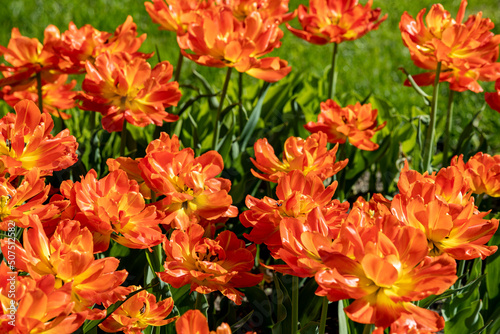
[1,0,500,152]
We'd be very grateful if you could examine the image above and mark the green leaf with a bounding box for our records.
[338,300,349,334]
[445,299,484,333]
[298,278,323,326]
[239,83,270,151]
[272,274,293,334]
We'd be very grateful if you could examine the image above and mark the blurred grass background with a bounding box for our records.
[1,0,500,152]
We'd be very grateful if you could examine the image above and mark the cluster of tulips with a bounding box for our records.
[0,0,499,333]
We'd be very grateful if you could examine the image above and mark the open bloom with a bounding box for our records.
[1,74,76,119]
[316,224,456,330]
[157,224,263,305]
[0,100,78,177]
[77,52,181,132]
[178,7,291,82]
[60,169,164,253]
[304,99,386,151]
[145,0,214,34]
[99,287,176,334]
[241,170,348,254]
[391,163,498,260]
[139,146,237,233]
[218,0,295,23]
[1,217,130,319]
[400,0,500,92]
[251,132,348,182]
[286,0,387,45]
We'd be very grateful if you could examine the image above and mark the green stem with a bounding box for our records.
[36,72,43,111]
[336,143,348,201]
[174,50,184,83]
[292,276,299,333]
[238,71,244,135]
[328,42,339,100]
[476,193,485,209]
[442,88,455,166]
[422,62,442,173]
[120,120,127,157]
[454,259,466,289]
[363,324,373,334]
[212,67,233,150]
[319,297,328,334]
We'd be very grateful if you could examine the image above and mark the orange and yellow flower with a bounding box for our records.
[286,0,387,45]
[0,100,78,177]
[241,170,348,255]
[60,169,164,252]
[178,7,291,82]
[391,163,498,260]
[218,0,295,23]
[1,74,76,119]
[99,287,176,334]
[176,309,234,334]
[451,153,500,197]
[400,0,500,92]
[315,224,456,330]
[304,100,386,151]
[139,147,237,233]
[486,79,500,112]
[251,132,348,182]
[77,52,181,132]
[0,263,87,334]
[157,224,263,305]
[1,217,130,319]
[145,0,214,34]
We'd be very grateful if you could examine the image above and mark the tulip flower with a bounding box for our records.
[77,52,181,132]
[315,224,456,330]
[400,0,500,92]
[486,79,500,112]
[0,100,78,177]
[218,0,295,23]
[60,169,164,252]
[304,100,386,151]
[99,287,176,333]
[1,74,76,119]
[286,0,386,45]
[251,132,348,182]
[451,153,500,197]
[176,309,235,334]
[178,7,291,82]
[158,224,263,305]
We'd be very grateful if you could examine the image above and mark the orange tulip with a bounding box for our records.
[0,26,61,89]
[451,153,500,197]
[178,7,291,82]
[315,224,456,330]
[145,0,214,34]
[0,168,68,231]
[99,287,176,334]
[60,169,164,252]
[391,163,498,260]
[400,0,500,92]
[251,132,348,182]
[286,0,386,45]
[0,100,78,177]
[1,217,130,320]
[139,147,237,233]
[241,170,348,255]
[218,0,295,23]
[157,224,263,305]
[77,52,181,132]
[1,74,76,119]
[176,309,235,334]
[304,100,386,151]
[0,264,87,334]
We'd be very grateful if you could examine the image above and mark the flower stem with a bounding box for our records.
[238,71,244,135]
[120,120,127,157]
[319,297,328,334]
[422,62,442,173]
[442,88,455,166]
[292,275,299,333]
[36,72,43,111]
[212,67,233,150]
[174,50,184,83]
[328,42,339,100]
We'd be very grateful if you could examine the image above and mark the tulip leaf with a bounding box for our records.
[240,286,274,329]
[239,83,270,152]
[298,278,323,326]
[229,310,254,332]
[445,299,484,333]
[272,274,293,334]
